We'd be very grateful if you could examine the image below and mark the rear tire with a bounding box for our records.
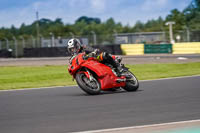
[122,71,139,92]
[76,73,101,95]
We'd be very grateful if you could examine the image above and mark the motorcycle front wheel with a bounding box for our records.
[76,72,101,95]
[122,71,139,92]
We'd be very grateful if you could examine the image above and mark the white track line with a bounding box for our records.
[0,75,200,92]
[74,119,200,133]
[0,85,77,92]
[140,74,200,82]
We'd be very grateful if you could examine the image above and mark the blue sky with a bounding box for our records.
[0,0,192,28]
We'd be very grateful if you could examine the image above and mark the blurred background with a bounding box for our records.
[0,0,200,57]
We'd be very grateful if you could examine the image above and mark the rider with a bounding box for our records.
[67,38,123,75]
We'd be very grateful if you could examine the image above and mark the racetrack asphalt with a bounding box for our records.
[0,76,200,133]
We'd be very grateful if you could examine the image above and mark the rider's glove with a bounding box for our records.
[90,49,99,57]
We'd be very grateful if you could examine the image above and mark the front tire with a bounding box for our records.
[122,71,139,92]
[76,73,101,95]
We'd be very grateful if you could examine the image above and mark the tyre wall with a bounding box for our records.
[144,44,172,54]
[173,42,200,54]
[120,44,144,55]
[121,42,200,55]
[120,43,172,55]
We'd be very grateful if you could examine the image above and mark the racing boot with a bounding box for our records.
[102,52,123,76]
[116,65,124,77]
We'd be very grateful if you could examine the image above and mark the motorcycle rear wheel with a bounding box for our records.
[76,73,101,95]
[122,71,139,92]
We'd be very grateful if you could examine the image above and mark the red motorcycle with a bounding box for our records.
[68,53,139,95]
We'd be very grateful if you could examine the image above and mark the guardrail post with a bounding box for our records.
[13,36,18,58]
[0,41,2,50]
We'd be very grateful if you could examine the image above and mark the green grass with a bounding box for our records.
[0,62,200,90]
[127,62,200,80]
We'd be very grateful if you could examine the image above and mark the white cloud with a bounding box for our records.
[89,0,106,13]
[68,0,88,8]
[141,0,168,12]
[156,0,168,6]
[33,1,42,11]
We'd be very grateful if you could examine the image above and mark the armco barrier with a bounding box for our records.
[93,45,115,54]
[0,49,12,57]
[112,45,123,55]
[93,45,122,55]
[173,42,200,54]
[145,44,172,54]
[23,45,122,57]
[24,47,70,57]
[120,44,144,55]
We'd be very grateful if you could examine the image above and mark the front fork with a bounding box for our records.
[85,69,95,81]
[77,68,95,82]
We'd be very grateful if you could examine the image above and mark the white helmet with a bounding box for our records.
[67,38,81,55]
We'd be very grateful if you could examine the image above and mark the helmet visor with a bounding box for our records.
[68,47,76,54]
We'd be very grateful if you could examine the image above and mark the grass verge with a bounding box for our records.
[0,62,200,90]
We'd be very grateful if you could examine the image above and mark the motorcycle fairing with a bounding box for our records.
[81,59,125,90]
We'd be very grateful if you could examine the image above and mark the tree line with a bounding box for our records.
[0,0,199,40]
